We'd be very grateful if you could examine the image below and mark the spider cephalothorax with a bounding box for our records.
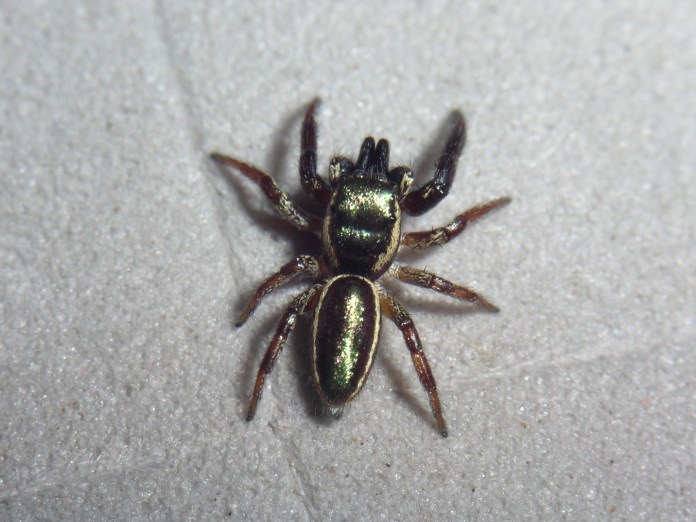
[323,138,412,280]
[211,99,509,436]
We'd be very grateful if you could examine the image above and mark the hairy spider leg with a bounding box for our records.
[299,98,332,206]
[403,197,511,248]
[245,285,322,421]
[390,265,499,312]
[210,152,322,233]
[401,110,466,216]
[236,255,322,327]
[380,293,448,437]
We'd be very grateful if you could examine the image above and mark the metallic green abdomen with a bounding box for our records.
[323,178,401,279]
[312,275,381,406]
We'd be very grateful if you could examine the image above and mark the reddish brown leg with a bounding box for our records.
[210,152,322,233]
[299,98,332,206]
[246,285,321,421]
[390,265,500,312]
[380,293,448,437]
[236,255,321,327]
[401,110,466,216]
[403,197,511,249]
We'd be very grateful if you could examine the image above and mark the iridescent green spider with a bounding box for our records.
[211,99,509,436]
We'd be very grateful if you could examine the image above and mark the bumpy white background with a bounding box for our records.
[2,1,694,520]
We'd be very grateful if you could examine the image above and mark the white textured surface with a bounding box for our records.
[2,1,695,520]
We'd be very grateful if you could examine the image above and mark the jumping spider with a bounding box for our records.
[211,99,509,437]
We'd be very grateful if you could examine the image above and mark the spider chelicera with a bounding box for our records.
[211,99,509,437]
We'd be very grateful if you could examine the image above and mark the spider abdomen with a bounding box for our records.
[311,274,381,406]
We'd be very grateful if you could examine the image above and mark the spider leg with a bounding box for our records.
[236,255,322,327]
[389,265,500,312]
[211,152,322,233]
[380,292,448,437]
[245,284,322,421]
[299,98,332,206]
[401,110,466,216]
[403,197,511,249]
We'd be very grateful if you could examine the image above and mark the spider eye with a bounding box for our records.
[399,170,414,195]
[329,157,353,186]
[388,167,414,197]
